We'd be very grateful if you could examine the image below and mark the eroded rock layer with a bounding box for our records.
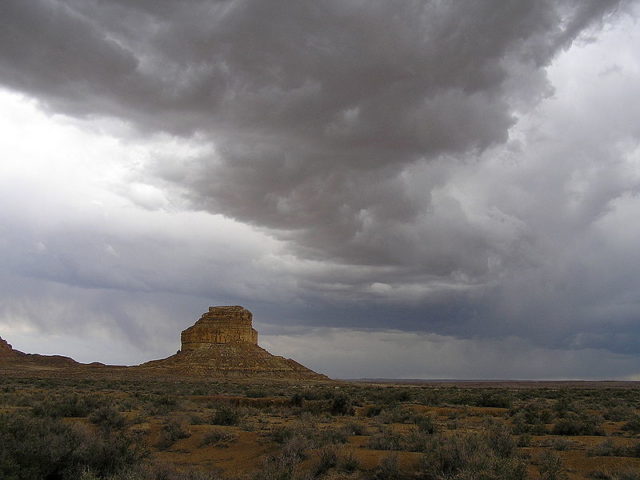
[181,306,258,350]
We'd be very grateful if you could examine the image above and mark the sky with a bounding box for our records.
[1,0,640,380]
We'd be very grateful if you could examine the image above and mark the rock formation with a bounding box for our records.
[0,335,77,366]
[140,306,326,379]
[181,306,258,349]
[0,336,17,358]
[0,307,328,381]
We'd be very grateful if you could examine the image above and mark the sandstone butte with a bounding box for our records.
[0,306,327,380]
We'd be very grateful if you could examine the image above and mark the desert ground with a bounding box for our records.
[2,371,640,480]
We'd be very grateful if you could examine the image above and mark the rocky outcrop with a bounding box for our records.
[0,335,77,366]
[140,306,326,380]
[181,306,258,350]
[0,336,17,358]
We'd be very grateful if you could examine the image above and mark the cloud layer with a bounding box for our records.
[1,0,640,378]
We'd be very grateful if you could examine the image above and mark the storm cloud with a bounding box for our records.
[1,0,640,378]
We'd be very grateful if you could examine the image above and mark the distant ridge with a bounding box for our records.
[0,335,79,367]
[348,378,638,388]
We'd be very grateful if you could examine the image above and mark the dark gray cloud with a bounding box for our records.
[0,1,624,267]
[1,0,639,378]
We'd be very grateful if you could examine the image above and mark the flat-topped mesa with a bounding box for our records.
[180,306,258,351]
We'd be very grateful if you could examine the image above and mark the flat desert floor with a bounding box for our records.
[2,371,640,479]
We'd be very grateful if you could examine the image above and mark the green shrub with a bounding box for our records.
[147,394,180,415]
[338,450,361,473]
[404,429,433,453]
[548,438,574,451]
[270,424,310,445]
[589,469,640,480]
[290,393,304,407]
[622,415,640,434]
[604,405,635,422]
[588,439,628,457]
[211,405,241,426]
[538,451,568,480]
[517,433,532,447]
[0,412,147,480]
[485,422,517,458]
[373,454,403,480]
[312,445,338,477]
[413,414,437,434]
[317,427,348,446]
[252,450,301,480]
[157,420,191,450]
[420,433,527,480]
[552,413,604,436]
[341,421,368,436]
[89,405,126,431]
[378,406,414,424]
[476,391,512,408]
[330,393,354,416]
[554,396,574,417]
[280,435,309,464]
[366,427,404,451]
[32,393,104,418]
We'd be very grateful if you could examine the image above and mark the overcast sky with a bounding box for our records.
[1,0,640,379]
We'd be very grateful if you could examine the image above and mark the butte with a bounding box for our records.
[138,306,326,379]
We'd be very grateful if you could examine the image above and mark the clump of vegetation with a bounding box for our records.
[311,445,338,477]
[413,414,437,434]
[588,439,640,458]
[475,391,513,408]
[367,427,405,451]
[547,437,575,451]
[604,404,635,422]
[419,430,527,480]
[552,412,604,436]
[372,454,403,480]
[157,419,191,450]
[147,394,180,415]
[510,400,553,434]
[0,412,147,480]
[377,405,415,424]
[200,428,237,447]
[538,451,568,480]
[622,415,640,434]
[337,449,361,473]
[89,404,127,431]
[252,450,302,480]
[270,421,347,451]
[211,404,242,426]
[589,469,640,480]
[32,393,105,418]
[341,420,369,436]
[330,393,354,415]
